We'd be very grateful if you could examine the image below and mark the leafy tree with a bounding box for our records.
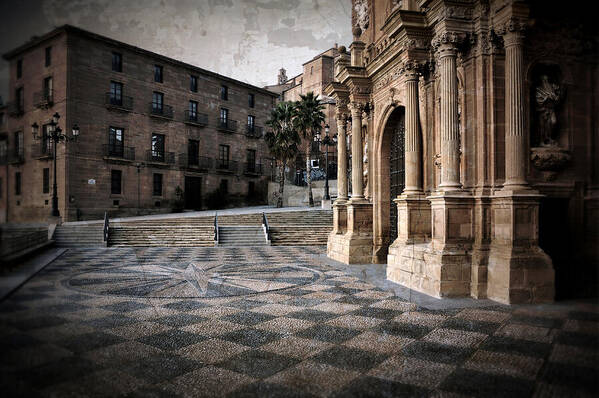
[294,92,326,207]
[265,101,301,208]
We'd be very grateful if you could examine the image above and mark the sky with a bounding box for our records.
[0,0,352,101]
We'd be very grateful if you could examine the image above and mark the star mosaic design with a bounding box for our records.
[1,246,597,397]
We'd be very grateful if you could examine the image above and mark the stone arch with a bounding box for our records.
[372,103,406,262]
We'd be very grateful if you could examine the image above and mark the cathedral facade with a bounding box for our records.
[326,0,598,303]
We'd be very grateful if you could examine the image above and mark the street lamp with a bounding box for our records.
[31,112,79,218]
[320,124,337,201]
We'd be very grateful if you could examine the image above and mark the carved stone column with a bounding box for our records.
[434,33,462,191]
[350,102,365,201]
[403,61,423,194]
[336,112,349,202]
[501,19,529,191]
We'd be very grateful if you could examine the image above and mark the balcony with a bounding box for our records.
[102,145,135,161]
[246,125,264,139]
[8,152,25,164]
[34,89,53,109]
[146,149,175,165]
[7,101,24,117]
[105,93,133,111]
[149,103,174,119]
[178,154,213,170]
[216,159,239,173]
[244,162,262,175]
[184,111,208,127]
[31,143,53,159]
[216,118,237,133]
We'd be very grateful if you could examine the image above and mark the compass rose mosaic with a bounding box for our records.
[65,261,322,299]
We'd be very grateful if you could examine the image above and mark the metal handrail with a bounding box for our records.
[214,211,219,244]
[103,212,109,243]
[262,212,270,243]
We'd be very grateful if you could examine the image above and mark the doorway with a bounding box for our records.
[184,176,202,210]
[389,112,406,242]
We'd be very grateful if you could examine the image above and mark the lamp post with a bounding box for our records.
[32,112,79,218]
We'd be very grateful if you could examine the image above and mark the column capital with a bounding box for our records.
[400,60,425,81]
[495,17,527,46]
[431,31,465,57]
[349,102,364,116]
[336,112,348,123]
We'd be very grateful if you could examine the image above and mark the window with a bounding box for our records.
[108,127,124,157]
[43,77,53,100]
[154,65,163,83]
[247,149,256,172]
[15,172,21,195]
[16,59,22,79]
[153,173,163,196]
[188,139,199,166]
[111,170,122,195]
[220,108,228,126]
[152,92,163,113]
[42,124,52,154]
[220,85,228,100]
[43,168,49,194]
[16,87,24,112]
[248,93,255,108]
[190,75,198,92]
[220,179,228,194]
[151,133,165,161]
[14,131,23,157]
[45,46,52,67]
[110,81,123,105]
[189,100,198,120]
[0,140,7,163]
[247,115,255,130]
[112,52,122,72]
[219,144,230,169]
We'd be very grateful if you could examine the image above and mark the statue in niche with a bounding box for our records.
[354,0,369,32]
[535,74,563,146]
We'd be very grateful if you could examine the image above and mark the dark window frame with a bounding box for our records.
[190,75,198,92]
[16,59,22,79]
[108,127,124,157]
[15,171,22,195]
[14,131,23,157]
[220,85,228,100]
[154,64,163,83]
[151,133,165,161]
[153,173,163,196]
[42,124,52,154]
[152,91,163,112]
[246,149,256,172]
[110,81,123,105]
[45,46,52,67]
[248,93,255,108]
[189,100,198,118]
[43,168,50,194]
[188,139,199,166]
[219,144,230,168]
[15,87,24,111]
[220,179,228,194]
[111,169,122,195]
[112,52,122,72]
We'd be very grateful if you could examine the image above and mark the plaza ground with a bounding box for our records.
[1,245,597,397]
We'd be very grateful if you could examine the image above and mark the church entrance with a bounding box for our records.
[389,110,405,242]
[184,176,202,210]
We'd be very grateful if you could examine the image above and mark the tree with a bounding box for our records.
[265,101,301,208]
[294,92,326,207]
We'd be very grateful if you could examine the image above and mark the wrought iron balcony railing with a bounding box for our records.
[178,153,213,170]
[105,93,133,110]
[31,143,53,159]
[246,125,264,139]
[216,118,237,133]
[184,111,208,126]
[103,144,135,160]
[146,149,175,164]
[8,152,25,164]
[244,162,262,175]
[149,103,174,119]
[7,101,24,117]
[216,159,239,173]
[34,89,53,108]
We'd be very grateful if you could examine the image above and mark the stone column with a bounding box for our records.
[350,102,364,200]
[502,21,529,190]
[336,112,348,201]
[403,62,423,194]
[435,34,462,191]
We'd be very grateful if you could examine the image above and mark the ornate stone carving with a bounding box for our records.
[530,147,571,181]
[399,60,424,79]
[444,6,473,20]
[431,31,465,52]
[433,153,442,169]
[534,74,563,147]
[353,0,369,32]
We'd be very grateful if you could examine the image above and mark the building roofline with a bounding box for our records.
[302,54,334,67]
[3,24,279,98]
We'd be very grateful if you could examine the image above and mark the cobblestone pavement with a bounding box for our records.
[1,247,598,397]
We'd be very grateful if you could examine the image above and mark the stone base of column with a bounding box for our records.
[470,195,492,299]
[327,199,373,264]
[487,192,554,304]
[327,200,348,258]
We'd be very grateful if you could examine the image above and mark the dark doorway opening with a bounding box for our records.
[184,176,202,210]
[389,110,406,242]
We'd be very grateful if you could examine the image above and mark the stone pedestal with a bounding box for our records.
[321,199,332,210]
[470,195,492,299]
[328,199,373,264]
[487,191,554,304]
[425,192,474,297]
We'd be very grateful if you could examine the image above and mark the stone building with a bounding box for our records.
[0,25,278,222]
[327,0,598,303]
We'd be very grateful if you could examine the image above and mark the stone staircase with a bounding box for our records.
[109,220,215,247]
[218,226,268,247]
[53,224,105,247]
[267,210,333,246]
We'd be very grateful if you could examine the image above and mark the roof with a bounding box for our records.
[3,25,279,98]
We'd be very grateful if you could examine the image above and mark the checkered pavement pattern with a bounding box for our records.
[1,247,598,397]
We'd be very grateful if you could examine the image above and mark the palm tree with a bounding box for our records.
[294,92,326,207]
[265,101,301,208]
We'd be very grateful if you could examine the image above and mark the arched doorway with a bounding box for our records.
[389,109,406,242]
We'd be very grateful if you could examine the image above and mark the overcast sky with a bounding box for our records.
[0,0,352,102]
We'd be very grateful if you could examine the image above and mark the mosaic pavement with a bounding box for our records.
[1,247,598,397]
